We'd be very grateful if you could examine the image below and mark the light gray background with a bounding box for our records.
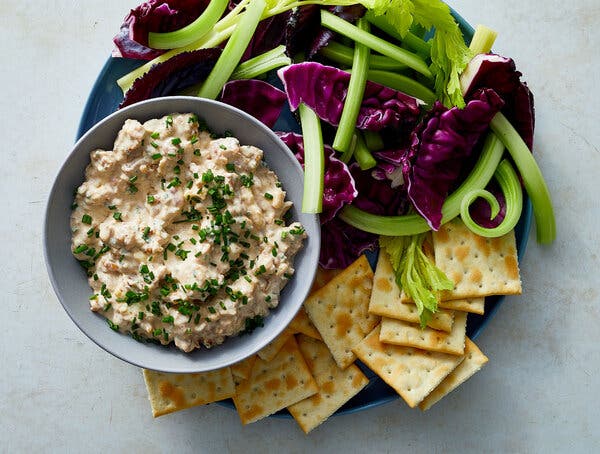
[2,0,598,452]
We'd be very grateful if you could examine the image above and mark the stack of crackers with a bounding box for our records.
[142,218,522,431]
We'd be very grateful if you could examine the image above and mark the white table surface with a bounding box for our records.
[2,0,599,452]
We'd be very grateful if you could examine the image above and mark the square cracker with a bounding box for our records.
[370,250,455,332]
[420,337,489,410]
[288,306,322,340]
[257,328,294,362]
[143,368,235,417]
[311,266,342,293]
[437,297,485,315]
[304,255,379,369]
[231,355,257,380]
[379,311,468,356]
[433,218,522,300]
[233,335,318,424]
[288,335,369,433]
[353,325,464,408]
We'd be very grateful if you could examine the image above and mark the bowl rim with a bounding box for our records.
[44,95,321,372]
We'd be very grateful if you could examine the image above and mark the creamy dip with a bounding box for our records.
[71,113,306,352]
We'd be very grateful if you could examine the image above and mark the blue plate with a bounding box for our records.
[77,10,532,416]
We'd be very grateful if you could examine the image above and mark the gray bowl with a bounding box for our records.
[44,96,320,373]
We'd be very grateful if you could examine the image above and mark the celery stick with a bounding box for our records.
[230,45,291,79]
[468,25,498,54]
[364,11,432,56]
[198,0,266,99]
[460,159,523,237]
[339,133,505,235]
[148,0,229,49]
[490,114,556,243]
[333,18,371,153]
[363,130,384,151]
[320,41,408,71]
[298,104,325,214]
[365,69,436,104]
[321,10,432,78]
[354,132,377,170]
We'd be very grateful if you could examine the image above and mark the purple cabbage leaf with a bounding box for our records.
[113,0,209,60]
[403,88,505,230]
[461,53,535,148]
[278,62,421,132]
[220,80,287,128]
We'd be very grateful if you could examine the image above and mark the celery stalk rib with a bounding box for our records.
[198,0,266,99]
[298,104,325,214]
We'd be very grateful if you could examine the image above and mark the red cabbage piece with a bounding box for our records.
[113,0,209,60]
[220,80,286,128]
[276,132,357,223]
[278,62,421,132]
[284,5,366,59]
[461,53,535,148]
[469,181,507,228]
[403,88,505,230]
[120,48,221,108]
[241,12,292,61]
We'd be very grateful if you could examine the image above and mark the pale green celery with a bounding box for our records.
[339,133,505,235]
[148,0,228,49]
[364,11,431,56]
[460,159,523,237]
[230,45,291,79]
[321,10,432,78]
[320,41,408,71]
[333,18,371,153]
[339,134,357,163]
[363,130,384,151]
[468,24,498,54]
[117,25,236,93]
[298,104,325,213]
[366,69,436,104]
[198,0,266,99]
[490,114,556,243]
[353,132,377,170]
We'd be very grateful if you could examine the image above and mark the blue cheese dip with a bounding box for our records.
[71,113,306,352]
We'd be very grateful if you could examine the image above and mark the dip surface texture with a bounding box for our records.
[71,113,306,352]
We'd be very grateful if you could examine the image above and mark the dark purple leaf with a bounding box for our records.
[403,88,505,230]
[120,48,221,108]
[276,132,357,223]
[220,80,286,128]
[320,217,377,269]
[278,62,421,132]
[113,0,209,61]
[469,181,507,228]
[462,53,535,148]
[241,12,292,61]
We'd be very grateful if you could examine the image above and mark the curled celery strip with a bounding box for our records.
[365,69,436,104]
[321,10,433,78]
[230,45,291,79]
[333,18,371,153]
[363,130,384,151]
[148,0,229,49]
[339,132,505,235]
[460,159,523,237]
[298,103,325,213]
[490,114,556,244]
[320,41,408,71]
[198,0,266,99]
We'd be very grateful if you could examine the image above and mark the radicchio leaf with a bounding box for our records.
[461,53,535,148]
[241,12,292,61]
[120,48,221,108]
[220,80,286,128]
[278,62,421,132]
[276,132,357,223]
[403,88,505,230]
[113,0,209,60]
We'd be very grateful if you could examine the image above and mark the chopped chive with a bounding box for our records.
[264,192,273,200]
[150,131,160,139]
[113,212,122,221]
[151,153,162,160]
[147,194,155,204]
[171,137,181,145]
[82,214,92,225]
[74,244,88,254]
[150,141,159,148]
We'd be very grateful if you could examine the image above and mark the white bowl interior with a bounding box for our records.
[44,96,320,373]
